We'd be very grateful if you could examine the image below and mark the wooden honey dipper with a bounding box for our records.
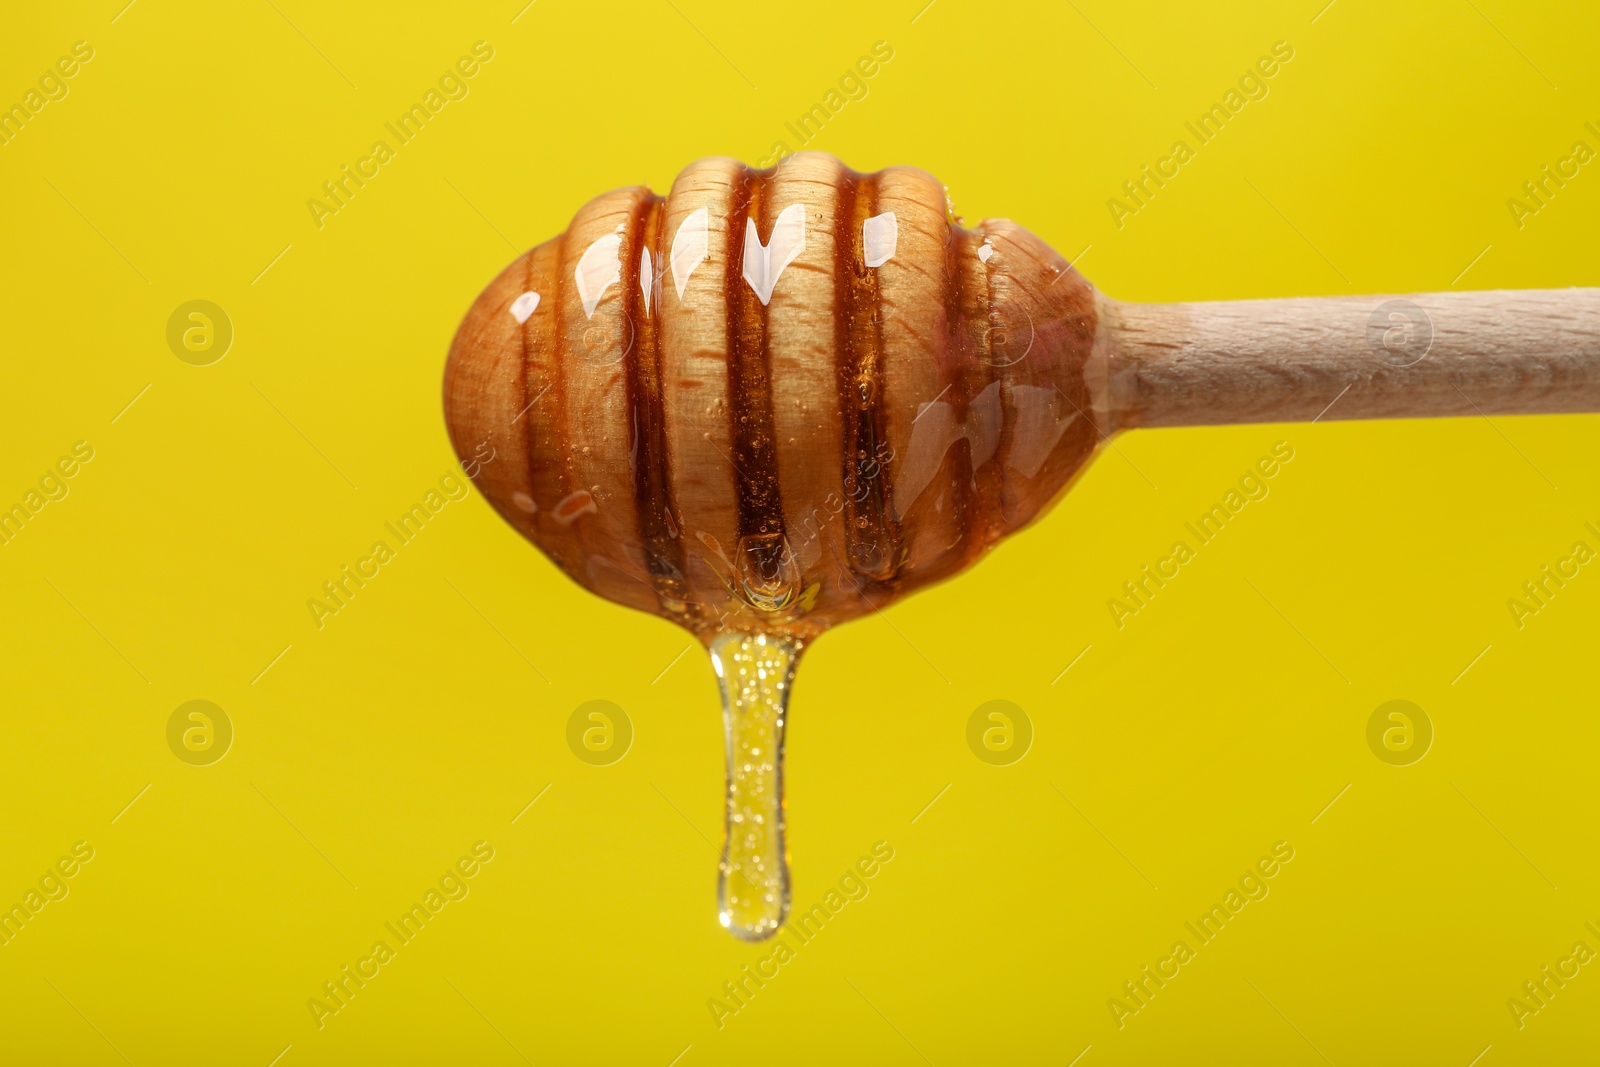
[443,152,1600,939]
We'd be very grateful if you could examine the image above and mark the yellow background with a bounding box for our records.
[2,0,1597,1063]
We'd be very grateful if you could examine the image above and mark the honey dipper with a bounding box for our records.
[443,152,1600,940]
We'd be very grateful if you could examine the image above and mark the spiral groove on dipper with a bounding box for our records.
[721,166,789,602]
[445,152,1102,642]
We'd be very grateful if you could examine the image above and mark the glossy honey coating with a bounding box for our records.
[443,152,1102,642]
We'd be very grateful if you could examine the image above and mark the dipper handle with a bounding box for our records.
[1104,288,1600,429]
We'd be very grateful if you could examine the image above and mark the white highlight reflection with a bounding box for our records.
[640,246,654,315]
[509,291,540,323]
[863,211,897,268]
[741,203,806,306]
[576,234,622,319]
[671,208,709,300]
[1007,385,1071,479]
[892,382,1076,519]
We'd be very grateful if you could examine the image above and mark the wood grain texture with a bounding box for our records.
[445,152,1597,645]
[1105,288,1600,428]
[444,153,1098,642]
